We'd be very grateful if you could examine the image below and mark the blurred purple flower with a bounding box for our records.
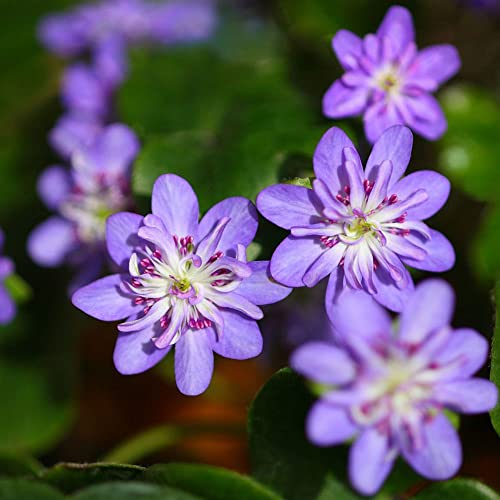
[38,0,152,57]
[38,0,217,57]
[28,124,139,291]
[323,5,461,143]
[61,63,113,120]
[49,114,102,160]
[149,0,217,45]
[257,126,454,312]
[0,229,16,325]
[72,174,291,396]
[462,0,500,12]
[292,280,498,496]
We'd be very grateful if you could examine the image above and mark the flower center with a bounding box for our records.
[61,185,131,244]
[344,216,374,240]
[123,220,251,348]
[375,66,401,94]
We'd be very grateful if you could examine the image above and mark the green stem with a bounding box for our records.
[101,422,245,464]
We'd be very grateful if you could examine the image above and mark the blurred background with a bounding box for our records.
[0,0,499,492]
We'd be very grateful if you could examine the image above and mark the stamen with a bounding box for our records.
[336,193,350,206]
[388,194,398,205]
[153,249,162,259]
[134,297,145,304]
[320,235,339,248]
[363,179,374,194]
[208,250,224,263]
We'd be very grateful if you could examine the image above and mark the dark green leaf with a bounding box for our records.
[144,463,281,500]
[439,86,500,203]
[40,463,145,495]
[490,282,500,436]
[473,206,500,283]
[0,454,43,479]
[0,360,73,454]
[71,481,200,500]
[415,478,500,499]
[0,478,64,500]
[123,42,325,210]
[248,369,419,500]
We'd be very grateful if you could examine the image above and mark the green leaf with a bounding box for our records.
[316,476,362,500]
[472,206,500,282]
[490,282,500,436]
[144,463,281,500]
[0,478,64,500]
[72,481,200,500]
[132,130,213,198]
[39,463,145,495]
[248,369,419,500]
[415,478,500,499]
[0,360,73,454]
[439,86,500,203]
[3,274,32,304]
[124,44,324,210]
[0,453,43,479]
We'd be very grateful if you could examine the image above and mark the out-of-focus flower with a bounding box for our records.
[28,124,139,291]
[323,5,461,143]
[257,126,454,312]
[49,114,102,160]
[72,174,291,396]
[149,0,217,45]
[0,229,16,325]
[292,280,498,495]
[61,63,113,120]
[38,0,217,57]
[38,0,152,57]
[462,0,500,12]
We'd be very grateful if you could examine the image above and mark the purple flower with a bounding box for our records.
[61,63,112,120]
[257,126,455,312]
[323,5,461,143]
[38,0,152,57]
[72,174,291,395]
[28,124,139,291]
[38,0,217,57]
[49,114,102,160]
[0,229,16,325]
[291,280,498,495]
[149,0,217,45]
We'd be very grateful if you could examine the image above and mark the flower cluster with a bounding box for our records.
[29,0,217,290]
[292,281,498,495]
[73,174,290,395]
[323,6,460,143]
[24,2,496,495]
[0,229,16,325]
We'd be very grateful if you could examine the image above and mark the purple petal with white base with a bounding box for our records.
[28,217,76,267]
[349,429,394,496]
[400,414,461,480]
[292,278,497,495]
[72,274,137,321]
[307,401,358,446]
[291,341,356,385]
[37,166,72,210]
[175,329,214,396]
[323,5,460,142]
